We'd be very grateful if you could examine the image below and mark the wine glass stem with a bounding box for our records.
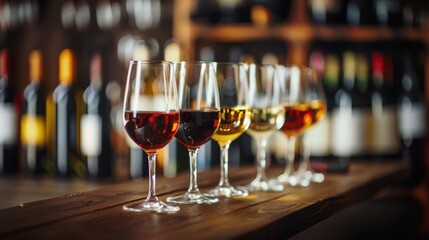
[146,153,159,202]
[219,143,231,187]
[284,136,296,176]
[299,136,310,174]
[256,138,268,181]
[188,149,200,193]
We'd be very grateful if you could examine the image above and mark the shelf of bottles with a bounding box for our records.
[0,0,191,181]
[181,0,429,185]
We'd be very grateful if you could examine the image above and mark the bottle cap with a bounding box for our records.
[0,49,8,77]
[90,53,102,85]
[59,49,75,85]
[29,50,43,83]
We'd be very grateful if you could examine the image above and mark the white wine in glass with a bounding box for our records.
[208,62,251,198]
[245,63,285,192]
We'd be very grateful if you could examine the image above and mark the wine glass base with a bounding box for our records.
[207,185,249,198]
[245,178,284,192]
[276,173,291,184]
[166,192,219,204]
[123,200,180,213]
[288,170,325,187]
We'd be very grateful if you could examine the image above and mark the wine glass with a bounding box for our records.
[166,61,220,204]
[276,66,313,185]
[122,60,180,213]
[244,63,285,192]
[293,67,327,186]
[208,62,251,198]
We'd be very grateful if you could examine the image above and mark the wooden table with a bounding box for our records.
[0,161,408,239]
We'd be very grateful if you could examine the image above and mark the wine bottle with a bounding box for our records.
[368,51,400,159]
[217,0,251,24]
[397,53,426,185]
[331,50,366,161]
[49,49,84,178]
[373,0,403,27]
[355,51,372,157]
[346,0,375,26]
[308,0,345,25]
[306,49,339,158]
[0,49,19,174]
[20,50,47,175]
[80,53,113,179]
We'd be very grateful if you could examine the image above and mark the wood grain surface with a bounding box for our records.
[0,161,407,240]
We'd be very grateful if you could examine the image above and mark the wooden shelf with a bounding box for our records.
[191,23,429,43]
[174,0,429,101]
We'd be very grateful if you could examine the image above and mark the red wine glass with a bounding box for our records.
[122,60,180,213]
[166,61,220,204]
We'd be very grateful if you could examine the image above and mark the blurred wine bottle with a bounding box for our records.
[20,50,47,175]
[373,0,403,27]
[331,50,366,162]
[126,42,150,179]
[308,0,345,25]
[48,49,84,178]
[355,50,372,157]
[368,50,400,159]
[0,49,19,174]
[217,0,251,24]
[346,0,375,26]
[163,39,190,177]
[306,48,333,158]
[80,53,113,179]
[397,53,426,185]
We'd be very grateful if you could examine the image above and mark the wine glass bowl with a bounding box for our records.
[208,62,251,198]
[166,61,220,204]
[122,60,180,213]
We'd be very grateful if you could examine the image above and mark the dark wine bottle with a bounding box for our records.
[0,49,19,174]
[306,48,340,158]
[331,50,366,161]
[80,53,113,179]
[308,0,345,25]
[373,0,403,27]
[49,49,84,178]
[397,53,426,185]
[346,0,375,26]
[368,51,400,159]
[20,50,47,175]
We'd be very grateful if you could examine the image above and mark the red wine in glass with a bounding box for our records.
[124,111,180,152]
[175,109,220,149]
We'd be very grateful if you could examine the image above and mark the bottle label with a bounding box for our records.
[80,114,102,157]
[331,107,365,156]
[0,104,17,144]
[20,115,46,146]
[398,102,426,139]
[305,115,330,156]
[368,106,400,154]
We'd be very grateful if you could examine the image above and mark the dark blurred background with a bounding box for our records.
[0,0,428,189]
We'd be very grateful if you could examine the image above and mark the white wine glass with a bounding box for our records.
[166,61,220,204]
[122,60,180,213]
[245,63,285,192]
[208,62,251,198]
